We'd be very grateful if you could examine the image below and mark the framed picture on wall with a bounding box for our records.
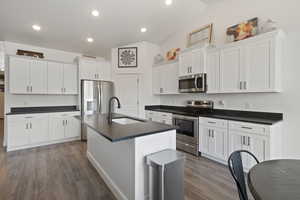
[118,47,138,68]
[187,24,213,47]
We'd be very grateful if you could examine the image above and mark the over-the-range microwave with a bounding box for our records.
[179,73,207,93]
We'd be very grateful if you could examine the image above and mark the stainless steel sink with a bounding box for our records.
[112,118,143,125]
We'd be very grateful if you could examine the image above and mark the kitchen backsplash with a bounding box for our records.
[159,92,283,113]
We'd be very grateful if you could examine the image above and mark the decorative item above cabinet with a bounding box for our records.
[206,29,285,94]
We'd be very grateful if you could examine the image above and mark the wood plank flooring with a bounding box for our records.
[0,122,241,200]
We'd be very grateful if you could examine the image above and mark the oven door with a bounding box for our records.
[173,115,199,145]
[179,74,207,93]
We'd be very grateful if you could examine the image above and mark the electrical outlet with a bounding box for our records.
[245,102,251,109]
[218,100,225,106]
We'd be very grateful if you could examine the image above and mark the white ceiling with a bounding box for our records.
[0,0,207,58]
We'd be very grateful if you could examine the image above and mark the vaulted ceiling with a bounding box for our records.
[0,0,209,58]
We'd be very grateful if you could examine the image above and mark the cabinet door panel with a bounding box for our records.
[207,51,220,93]
[245,39,272,91]
[9,57,30,93]
[192,49,205,74]
[152,66,161,94]
[29,116,49,144]
[199,126,210,154]
[49,117,65,141]
[48,62,64,94]
[30,60,47,94]
[65,117,81,138]
[249,137,266,166]
[161,63,179,94]
[7,119,30,147]
[80,60,97,80]
[63,64,78,94]
[179,52,192,76]
[99,61,111,81]
[220,47,242,92]
[212,128,228,160]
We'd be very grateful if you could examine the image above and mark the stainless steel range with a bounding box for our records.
[173,100,214,156]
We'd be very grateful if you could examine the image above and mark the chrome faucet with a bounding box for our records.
[107,97,121,124]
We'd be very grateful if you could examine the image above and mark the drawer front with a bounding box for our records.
[199,117,227,128]
[229,121,269,136]
[7,113,49,121]
[176,140,198,156]
[49,111,80,118]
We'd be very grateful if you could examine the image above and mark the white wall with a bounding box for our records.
[159,0,300,158]
[4,41,81,113]
[0,42,4,71]
[111,42,161,118]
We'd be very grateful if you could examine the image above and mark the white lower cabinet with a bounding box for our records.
[145,110,173,125]
[49,112,80,141]
[199,118,228,162]
[228,130,267,170]
[199,117,282,169]
[7,112,80,151]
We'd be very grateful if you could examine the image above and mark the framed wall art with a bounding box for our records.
[187,24,213,47]
[16,49,44,58]
[118,47,138,68]
[226,17,258,42]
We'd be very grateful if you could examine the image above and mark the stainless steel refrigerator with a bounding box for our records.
[81,80,114,140]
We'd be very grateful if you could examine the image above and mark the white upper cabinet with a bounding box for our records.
[152,66,161,94]
[63,63,78,94]
[206,30,284,94]
[99,61,112,81]
[79,58,111,81]
[30,60,48,94]
[220,46,243,93]
[243,38,279,92]
[9,56,47,94]
[9,56,78,95]
[47,62,64,94]
[9,56,30,94]
[179,48,206,77]
[153,62,179,95]
[48,62,78,94]
[206,50,220,93]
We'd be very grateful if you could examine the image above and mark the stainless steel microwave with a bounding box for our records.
[179,73,207,93]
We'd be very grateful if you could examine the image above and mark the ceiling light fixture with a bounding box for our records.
[140,27,147,33]
[165,0,173,6]
[87,37,94,43]
[91,10,100,17]
[32,24,41,31]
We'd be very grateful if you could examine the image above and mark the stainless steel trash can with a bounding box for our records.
[146,149,185,200]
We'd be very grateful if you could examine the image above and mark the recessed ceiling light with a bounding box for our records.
[140,27,147,33]
[165,0,173,6]
[87,37,94,43]
[32,24,41,31]
[91,10,100,17]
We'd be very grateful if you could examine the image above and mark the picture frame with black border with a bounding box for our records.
[118,47,138,68]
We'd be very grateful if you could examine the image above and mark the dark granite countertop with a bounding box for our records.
[6,106,80,115]
[145,105,283,125]
[79,113,176,142]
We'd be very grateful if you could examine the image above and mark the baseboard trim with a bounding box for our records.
[86,151,128,200]
[7,137,80,152]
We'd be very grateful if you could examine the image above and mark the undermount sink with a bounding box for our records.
[112,118,143,125]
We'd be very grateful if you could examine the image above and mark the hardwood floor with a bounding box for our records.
[0,125,241,200]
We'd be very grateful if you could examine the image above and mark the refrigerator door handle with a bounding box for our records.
[98,83,102,113]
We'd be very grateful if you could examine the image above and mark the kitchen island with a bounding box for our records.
[81,113,176,200]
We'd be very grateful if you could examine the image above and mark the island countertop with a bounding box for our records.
[78,113,176,142]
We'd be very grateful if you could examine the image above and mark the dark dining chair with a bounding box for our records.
[227,150,259,200]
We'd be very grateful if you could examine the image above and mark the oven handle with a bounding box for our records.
[194,76,198,90]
